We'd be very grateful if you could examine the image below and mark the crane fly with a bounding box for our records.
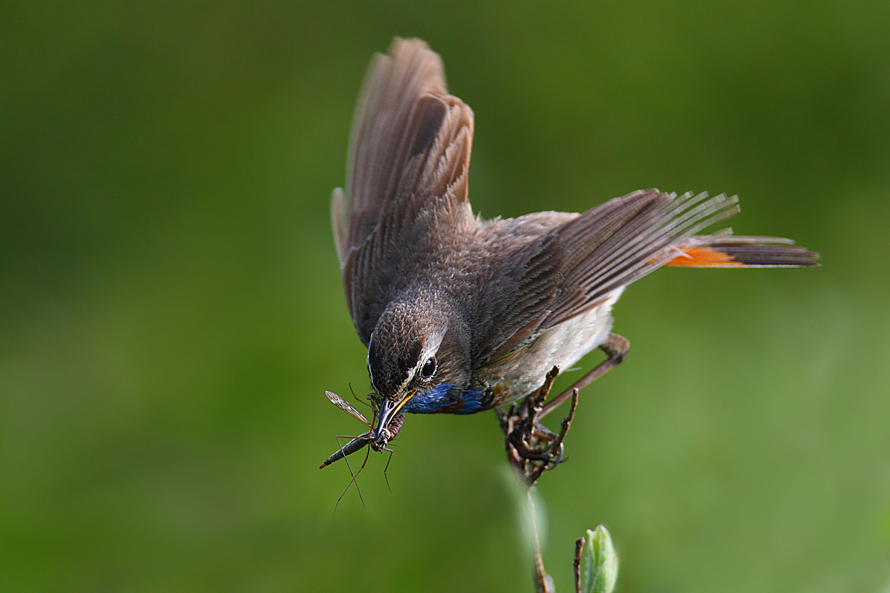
[319,390,404,469]
[319,390,373,469]
[320,389,404,508]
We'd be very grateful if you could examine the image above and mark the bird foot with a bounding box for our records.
[497,366,578,487]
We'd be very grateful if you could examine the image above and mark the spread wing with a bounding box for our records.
[477,190,817,363]
[331,38,474,344]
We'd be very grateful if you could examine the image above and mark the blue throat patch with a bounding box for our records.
[401,383,488,415]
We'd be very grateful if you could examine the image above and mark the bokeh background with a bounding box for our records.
[3,1,889,591]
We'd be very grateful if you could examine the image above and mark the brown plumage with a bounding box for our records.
[327,38,818,456]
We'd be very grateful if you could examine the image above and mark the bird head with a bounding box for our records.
[366,295,472,449]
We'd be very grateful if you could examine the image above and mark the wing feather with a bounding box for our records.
[333,38,475,343]
[478,191,747,362]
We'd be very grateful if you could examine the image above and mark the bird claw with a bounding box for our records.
[497,335,629,486]
[498,366,579,486]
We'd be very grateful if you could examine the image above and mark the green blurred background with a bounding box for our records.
[3,1,889,591]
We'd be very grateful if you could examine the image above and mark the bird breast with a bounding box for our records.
[476,287,624,406]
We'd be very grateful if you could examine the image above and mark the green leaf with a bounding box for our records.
[581,525,618,593]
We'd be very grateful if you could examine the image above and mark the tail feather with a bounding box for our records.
[665,236,819,268]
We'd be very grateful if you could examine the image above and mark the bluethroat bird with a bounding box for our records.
[320,38,818,470]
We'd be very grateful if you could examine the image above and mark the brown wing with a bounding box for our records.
[477,190,748,363]
[331,38,474,344]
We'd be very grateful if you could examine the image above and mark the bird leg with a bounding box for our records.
[497,333,629,486]
[539,332,629,419]
[497,367,574,486]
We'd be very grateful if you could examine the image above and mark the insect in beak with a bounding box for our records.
[319,391,372,469]
[370,390,414,451]
[318,390,404,469]
[320,390,406,509]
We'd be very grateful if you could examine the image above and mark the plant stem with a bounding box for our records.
[529,490,554,593]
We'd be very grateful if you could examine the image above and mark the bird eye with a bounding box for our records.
[421,357,436,379]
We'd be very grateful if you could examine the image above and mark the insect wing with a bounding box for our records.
[325,390,371,427]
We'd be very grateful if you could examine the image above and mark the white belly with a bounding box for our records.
[479,287,624,404]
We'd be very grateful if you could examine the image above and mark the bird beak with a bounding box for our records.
[373,390,415,445]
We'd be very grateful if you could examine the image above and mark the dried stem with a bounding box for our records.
[530,491,554,593]
[498,334,629,591]
[573,536,585,593]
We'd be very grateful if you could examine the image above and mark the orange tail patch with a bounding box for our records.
[666,246,745,267]
[663,240,819,268]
